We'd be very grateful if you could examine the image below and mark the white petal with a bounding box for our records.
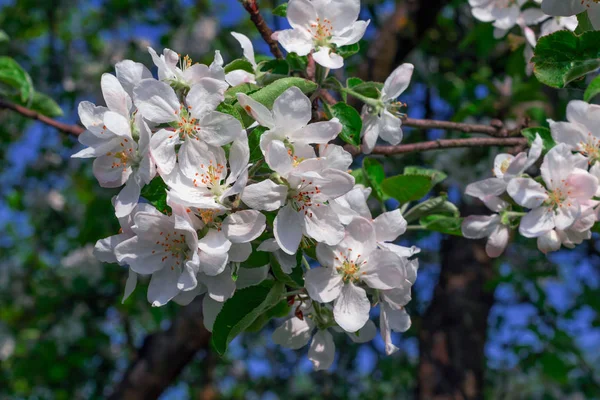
[537,229,562,254]
[312,47,344,69]
[361,250,405,290]
[333,283,370,332]
[186,77,228,118]
[236,264,270,288]
[101,73,132,117]
[287,0,317,29]
[275,28,313,56]
[133,79,179,123]
[541,0,586,16]
[293,120,342,145]
[361,113,380,154]
[555,200,580,231]
[203,268,236,302]
[308,329,335,371]
[202,295,224,332]
[378,110,403,145]
[272,317,315,350]
[231,32,256,66]
[242,180,288,211]
[149,129,179,175]
[115,59,152,97]
[198,111,243,146]
[303,205,345,246]
[229,242,253,263]
[465,177,507,199]
[273,86,312,132]
[318,144,353,171]
[265,140,293,176]
[199,250,229,276]
[519,206,555,238]
[373,209,407,242]
[236,93,275,128]
[340,216,378,258]
[347,320,377,343]
[122,269,138,303]
[223,210,266,243]
[507,178,548,208]
[147,267,180,307]
[382,63,414,101]
[486,224,509,258]
[274,204,304,255]
[461,215,499,239]
[225,70,256,87]
[331,20,370,46]
[114,177,142,218]
[305,266,343,303]
[198,229,232,254]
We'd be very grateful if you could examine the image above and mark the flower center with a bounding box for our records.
[289,178,322,215]
[193,161,226,194]
[577,133,600,161]
[499,159,511,174]
[307,18,333,46]
[106,138,138,170]
[153,230,189,271]
[175,105,201,140]
[335,250,366,283]
[544,184,572,210]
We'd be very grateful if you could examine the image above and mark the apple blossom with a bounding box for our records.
[541,0,600,30]
[273,0,369,69]
[226,32,258,86]
[549,100,600,164]
[461,197,512,258]
[148,47,226,89]
[469,0,527,34]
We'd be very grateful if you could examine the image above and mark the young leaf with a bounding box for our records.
[286,53,308,71]
[329,103,362,147]
[403,166,447,186]
[140,177,170,214]
[584,74,600,102]
[211,280,285,355]
[419,215,463,236]
[532,30,600,88]
[0,56,33,103]
[216,102,244,125]
[575,11,594,35]
[248,126,268,164]
[224,58,255,74]
[224,82,260,103]
[521,127,555,152]
[336,43,360,58]
[362,157,385,200]
[403,195,459,223]
[381,175,432,203]
[272,3,287,17]
[30,91,63,117]
[258,59,289,75]
[346,81,383,100]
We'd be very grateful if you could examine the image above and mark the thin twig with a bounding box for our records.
[345,137,527,156]
[403,117,527,138]
[241,0,284,60]
[0,98,84,136]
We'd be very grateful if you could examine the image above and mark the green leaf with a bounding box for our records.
[403,166,447,186]
[329,103,362,147]
[419,215,463,236]
[324,76,346,101]
[403,195,459,223]
[258,59,289,75]
[347,81,383,100]
[236,77,318,127]
[241,242,271,268]
[224,82,260,103]
[272,3,288,17]
[521,127,556,152]
[350,168,367,187]
[347,77,364,88]
[216,102,244,125]
[248,126,268,164]
[0,30,8,43]
[337,43,360,58]
[532,30,600,88]
[362,157,386,200]
[286,53,308,71]
[224,58,254,74]
[211,280,285,355]
[140,177,169,213]
[584,74,600,102]
[381,175,432,203]
[270,253,304,289]
[0,56,34,103]
[245,300,291,332]
[30,91,63,117]
[575,11,594,35]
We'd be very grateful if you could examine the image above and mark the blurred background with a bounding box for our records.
[0,0,599,399]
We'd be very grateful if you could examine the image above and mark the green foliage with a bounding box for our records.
[272,3,287,17]
[0,30,8,43]
[258,59,290,75]
[270,253,304,289]
[140,176,169,213]
[247,126,268,164]
[346,78,383,100]
[381,175,432,203]
[584,74,600,102]
[403,195,459,223]
[362,157,385,200]
[419,215,463,236]
[241,243,270,268]
[286,53,308,72]
[216,102,244,124]
[327,102,362,147]
[521,127,556,152]
[224,58,255,74]
[403,166,447,186]
[337,43,360,59]
[30,91,63,117]
[575,11,594,35]
[532,30,600,88]
[0,56,33,103]
[211,280,285,355]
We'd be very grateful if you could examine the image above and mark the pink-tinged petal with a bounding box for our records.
[507,178,548,208]
[272,317,315,350]
[273,86,312,132]
[101,73,132,117]
[133,79,179,123]
[373,209,407,242]
[333,283,370,332]
[308,329,336,371]
[519,206,555,238]
[149,129,179,175]
[237,93,275,128]
[305,266,343,303]
[274,204,304,255]
[225,70,256,87]
[462,215,500,239]
[486,225,509,258]
[312,47,344,69]
[537,230,562,254]
[223,210,266,243]
[465,177,507,199]
[382,63,414,101]
[554,200,580,231]
[565,168,598,200]
[242,179,288,211]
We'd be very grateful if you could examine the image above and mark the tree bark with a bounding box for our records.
[108,297,211,400]
[417,214,496,400]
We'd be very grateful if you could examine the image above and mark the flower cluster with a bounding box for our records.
[73,0,419,370]
[463,100,600,256]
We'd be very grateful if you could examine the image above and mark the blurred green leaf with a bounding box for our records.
[30,91,63,117]
[337,43,360,59]
[224,58,254,74]
[420,215,463,236]
[272,3,287,17]
[404,166,447,186]
[381,175,432,203]
[584,74,600,102]
[403,195,459,223]
[521,127,555,152]
[0,56,34,103]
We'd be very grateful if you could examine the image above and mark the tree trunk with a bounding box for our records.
[417,225,496,400]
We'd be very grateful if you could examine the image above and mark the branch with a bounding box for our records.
[242,0,284,60]
[403,117,527,138]
[0,98,84,136]
[108,297,211,400]
[345,137,527,156]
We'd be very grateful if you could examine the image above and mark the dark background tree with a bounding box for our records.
[0,0,599,399]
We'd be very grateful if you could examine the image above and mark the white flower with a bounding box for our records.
[72,63,156,217]
[242,160,354,255]
[273,0,369,69]
[540,15,578,36]
[507,144,599,238]
[134,76,241,175]
[536,200,598,253]
[469,0,527,32]
[148,47,226,89]
[305,217,409,332]
[542,0,600,30]
[379,294,412,356]
[465,133,542,203]
[113,206,201,306]
[461,197,512,258]
[226,32,258,86]
[550,100,600,164]
[272,305,377,370]
[237,87,342,163]
[361,63,414,154]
